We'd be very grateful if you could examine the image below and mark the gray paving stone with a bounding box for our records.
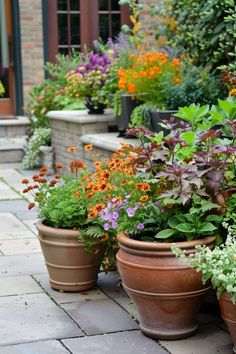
[0,181,21,200]
[22,219,38,234]
[63,330,168,354]
[14,210,39,220]
[160,324,233,354]
[0,293,83,346]
[34,273,108,304]
[0,199,28,212]
[62,298,139,335]
[0,238,41,255]
[0,276,43,296]
[97,271,126,298]
[115,296,140,321]
[0,340,69,354]
[0,253,47,277]
[0,213,36,240]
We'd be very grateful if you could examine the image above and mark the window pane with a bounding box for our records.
[70,0,80,11]
[99,14,109,40]
[71,14,80,45]
[58,0,68,11]
[99,0,108,10]
[112,14,121,38]
[111,0,120,11]
[58,14,68,44]
[58,47,69,55]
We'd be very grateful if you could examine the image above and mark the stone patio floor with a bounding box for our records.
[0,162,234,354]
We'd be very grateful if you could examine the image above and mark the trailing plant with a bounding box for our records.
[22,127,51,169]
[130,103,152,128]
[172,224,236,303]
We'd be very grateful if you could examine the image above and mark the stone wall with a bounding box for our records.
[19,0,44,106]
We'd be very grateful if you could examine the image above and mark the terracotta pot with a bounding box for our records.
[117,232,216,340]
[219,291,236,353]
[36,221,104,292]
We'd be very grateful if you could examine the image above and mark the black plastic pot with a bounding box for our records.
[116,95,140,137]
[150,110,178,133]
[85,97,106,115]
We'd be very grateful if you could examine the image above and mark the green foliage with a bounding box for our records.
[22,127,51,169]
[164,65,227,110]
[130,103,152,127]
[172,225,236,303]
[168,0,235,71]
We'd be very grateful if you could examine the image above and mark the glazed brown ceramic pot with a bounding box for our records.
[117,232,216,340]
[219,291,236,353]
[36,221,104,292]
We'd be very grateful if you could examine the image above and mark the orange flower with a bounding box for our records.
[140,195,149,202]
[55,163,63,169]
[104,194,111,200]
[28,202,35,210]
[39,166,48,173]
[86,192,94,198]
[69,160,85,173]
[95,203,105,212]
[23,188,28,193]
[32,175,39,180]
[21,178,29,184]
[39,172,46,177]
[67,146,77,153]
[94,161,102,169]
[92,152,100,158]
[50,179,58,186]
[101,170,111,179]
[54,173,61,179]
[84,144,93,151]
[97,182,109,192]
[74,192,79,199]
[88,211,98,218]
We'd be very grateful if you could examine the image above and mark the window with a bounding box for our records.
[45,0,130,62]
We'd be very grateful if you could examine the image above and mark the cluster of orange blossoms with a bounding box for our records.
[118,52,183,97]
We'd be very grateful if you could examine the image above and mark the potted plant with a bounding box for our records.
[172,223,236,353]
[98,109,236,339]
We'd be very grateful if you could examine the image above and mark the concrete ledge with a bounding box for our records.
[47,110,115,124]
[0,117,29,126]
[80,133,138,152]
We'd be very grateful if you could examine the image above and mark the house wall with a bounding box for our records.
[19,0,44,107]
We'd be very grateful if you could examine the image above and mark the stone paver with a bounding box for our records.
[14,209,39,220]
[0,213,36,239]
[34,273,108,304]
[0,293,83,346]
[0,238,41,255]
[0,253,46,277]
[62,298,139,335]
[0,181,21,200]
[22,219,38,234]
[97,271,126,298]
[0,275,43,296]
[0,199,29,212]
[160,324,232,354]
[0,340,69,354]
[62,331,168,354]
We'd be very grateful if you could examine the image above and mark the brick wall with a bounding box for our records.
[19,0,44,107]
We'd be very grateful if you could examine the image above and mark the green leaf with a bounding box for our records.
[175,223,194,233]
[201,202,220,212]
[155,229,175,239]
[218,99,233,118]
[181,131,196,144]
[198,222,217,233]
[205,215,222,223]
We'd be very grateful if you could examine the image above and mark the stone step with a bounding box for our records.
[0,137,26,163]
[0,116,30,137]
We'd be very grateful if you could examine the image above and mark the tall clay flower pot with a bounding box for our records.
[36,221,104,292]
[219,291,236,353]
[117,232,216,340]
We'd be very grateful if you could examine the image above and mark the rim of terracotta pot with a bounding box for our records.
[117,232,216,254]
[36,219,80,238]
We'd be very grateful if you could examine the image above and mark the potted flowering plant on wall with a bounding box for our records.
[98,104,236,339]
[65,50,112,114]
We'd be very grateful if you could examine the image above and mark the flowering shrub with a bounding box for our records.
[172,225,236,303]
[118,52,182,108]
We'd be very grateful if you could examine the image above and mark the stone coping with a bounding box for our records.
[80,132,138,152]
[47,110,115,124]
[0,116,29,126]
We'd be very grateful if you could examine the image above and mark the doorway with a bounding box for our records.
[0,0,14,116]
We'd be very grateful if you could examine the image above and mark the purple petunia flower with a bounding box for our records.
[137,223,144,230]
[127,208,135,217]
[111,221,118,228]
[103,223,110,231]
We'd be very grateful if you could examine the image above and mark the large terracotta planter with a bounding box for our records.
[117,232,216,340]
[219,291,236,353]
[36,221,104,292]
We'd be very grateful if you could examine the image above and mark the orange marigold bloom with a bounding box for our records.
[94,161,102,169]
[97,182,109,192]
[67,146,77,153]
[39,172,46,177]
[32,175,39,180]
[23,188,28,193]
[74,192,79,199]
[140,195,149,202]
[86,192,94,198]
[21,178,29,184]
[69,159,85,173]
[50,179,58,186]
[39,166,48,172]
[84,144,93,151]
[55,163,63,169]
[101,170,111,179]
[95,203,106,212]
[54,173,61,179]
[88,211,98,219]
[104,194,111,200]
[28,202,35,210]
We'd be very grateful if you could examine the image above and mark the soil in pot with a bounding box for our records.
[36,221,105,292]
[117,232,216,340]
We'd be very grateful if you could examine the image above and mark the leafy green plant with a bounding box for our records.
[172,225,236,303]
[130,103,152,127]
[22,127,51,169]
